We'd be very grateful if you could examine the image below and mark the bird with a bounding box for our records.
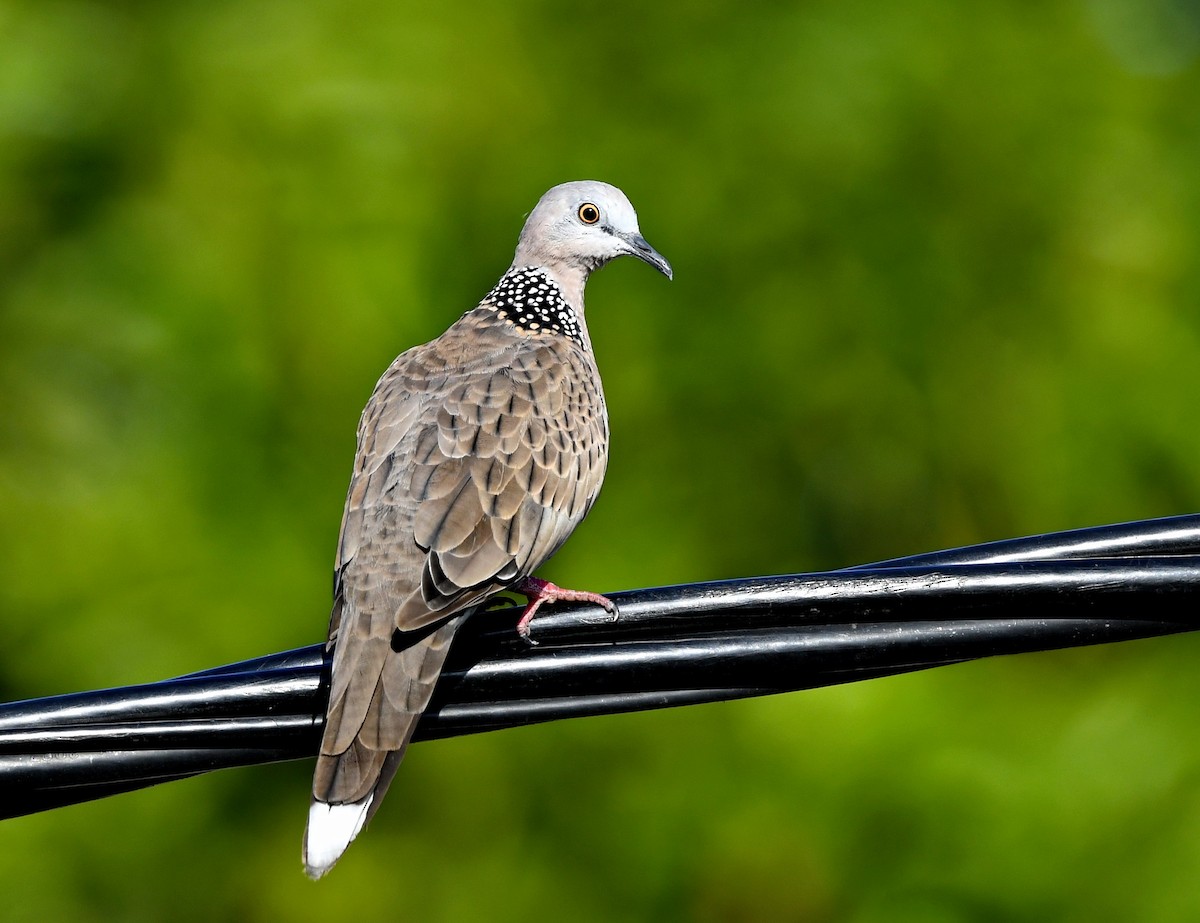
[302,180,672,878]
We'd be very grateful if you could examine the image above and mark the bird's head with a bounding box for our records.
[512,180,673,281]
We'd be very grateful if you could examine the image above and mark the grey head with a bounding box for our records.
[512,181,673,283]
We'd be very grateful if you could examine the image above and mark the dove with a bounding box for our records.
[303,180,672,878]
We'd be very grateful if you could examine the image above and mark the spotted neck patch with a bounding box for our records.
[482,267,582,344]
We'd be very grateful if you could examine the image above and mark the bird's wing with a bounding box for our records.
[314,320,607,805]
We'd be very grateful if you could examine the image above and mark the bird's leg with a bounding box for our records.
[512,576,619,644]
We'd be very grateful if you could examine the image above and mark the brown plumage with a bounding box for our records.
[303,181,672,877]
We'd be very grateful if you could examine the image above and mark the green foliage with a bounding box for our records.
[2,0,1200,918]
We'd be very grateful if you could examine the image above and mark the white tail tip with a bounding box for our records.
[303,795,373,879]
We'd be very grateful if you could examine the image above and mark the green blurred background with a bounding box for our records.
[3,0,1200,919]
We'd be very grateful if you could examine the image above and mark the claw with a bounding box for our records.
[512,576,618,645]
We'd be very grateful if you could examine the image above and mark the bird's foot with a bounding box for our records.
[512,576,618,645]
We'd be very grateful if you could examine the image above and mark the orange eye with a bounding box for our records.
[578,203,600,224]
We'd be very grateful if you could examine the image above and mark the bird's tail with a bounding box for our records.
[303,748,407,879]
[303,796,373,879]
[304,611,469,878]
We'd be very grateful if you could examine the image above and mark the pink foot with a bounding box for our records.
[512,576,618,645]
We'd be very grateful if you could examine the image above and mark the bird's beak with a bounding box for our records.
[620,232,673,280]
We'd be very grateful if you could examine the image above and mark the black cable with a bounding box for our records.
[1,514,1197,820]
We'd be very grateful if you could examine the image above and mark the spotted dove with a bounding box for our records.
[303,181,672,878]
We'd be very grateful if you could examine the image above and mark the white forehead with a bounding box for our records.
[529,180,640,230]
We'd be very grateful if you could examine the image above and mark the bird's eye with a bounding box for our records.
[578,203,601,224]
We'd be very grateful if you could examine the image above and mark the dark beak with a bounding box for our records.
[620,232,673,280]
